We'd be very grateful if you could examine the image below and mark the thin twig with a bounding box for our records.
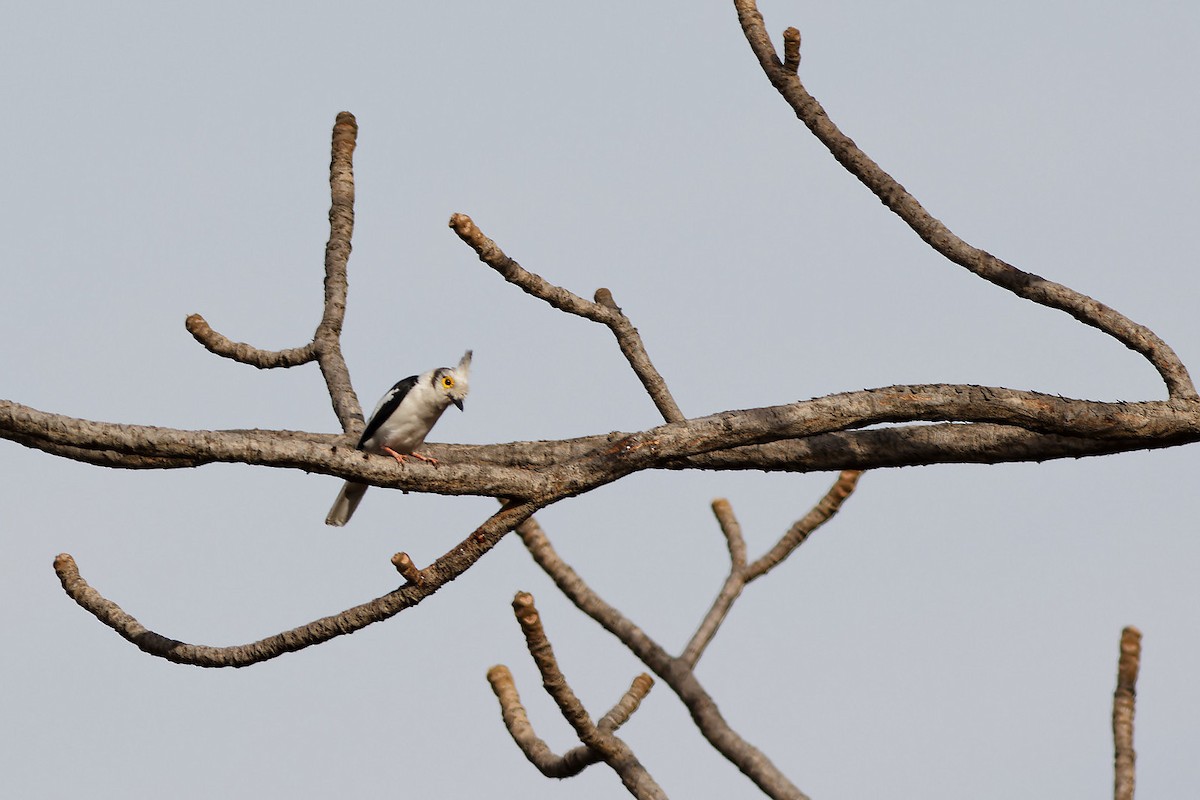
[184,314,317,368]
[449,213,683,422]
[745,470,861,580]
[597,673,655,733]
[732,1,1197,401]
[682,471,862,666]
[52,500,538,667]
[1113,626,1141,800]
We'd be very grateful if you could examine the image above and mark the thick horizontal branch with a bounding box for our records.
[5,389,1200,501]
[52,501,538,667]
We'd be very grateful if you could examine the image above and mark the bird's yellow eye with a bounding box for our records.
[442,376,455,389]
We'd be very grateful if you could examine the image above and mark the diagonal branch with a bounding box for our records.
[732,1,1197,401]
[52,500,538,667]
[682,470,862,666]
[449,213,683,422]
[1113,625,1141,800]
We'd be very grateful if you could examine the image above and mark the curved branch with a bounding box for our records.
[184,313,317,369]
[181,112,362,431]
[732,2,1197,401]
[501,592,666,799]
[450,214,683,422]
[486,666,654,781]
[180,112,361,428]
[53,500,538,667]
[487,664,598,778]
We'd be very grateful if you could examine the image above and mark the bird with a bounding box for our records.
[325,350,472,526]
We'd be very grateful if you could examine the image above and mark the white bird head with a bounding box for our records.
[433,350,472,410]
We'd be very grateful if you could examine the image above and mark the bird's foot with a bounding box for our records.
[382,447,439,466]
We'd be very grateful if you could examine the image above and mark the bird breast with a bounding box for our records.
[361,383,449,454]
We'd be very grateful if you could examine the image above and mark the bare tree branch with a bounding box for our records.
[598,673,656,733]
[487,664,597,778]
[486,667,654,781]
[515,516,810,800]
[682,470,862,666]
[732,4,1197,401]
[449,213,683,422]
[179,112,362,432]
[745,469,862,581]
[314,111,363,432]
[390,552,424,586]
[496,592,667,799]
[1113,625,1142,800]
[184,313,317,368]
[53,500,538,667]
[6,389,1199,504]
[781,26,800,74]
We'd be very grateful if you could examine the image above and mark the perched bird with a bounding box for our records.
[325,350,472,527]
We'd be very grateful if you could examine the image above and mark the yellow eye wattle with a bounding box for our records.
[442,376,454,388]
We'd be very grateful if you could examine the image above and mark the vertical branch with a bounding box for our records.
[316,111,364,431]
[1113,626,1141,800]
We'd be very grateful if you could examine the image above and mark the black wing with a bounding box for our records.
[357,375,418,448]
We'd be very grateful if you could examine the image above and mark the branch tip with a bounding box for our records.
[782,26,801,73]
[512,591,540,629]
[391,552,423,585]
[1113,626,1141,800]
[594,287,620,310]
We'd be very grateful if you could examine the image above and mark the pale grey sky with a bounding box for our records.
[3,2,1198,798]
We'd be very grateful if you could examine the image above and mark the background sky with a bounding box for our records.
[3,2,1198,798]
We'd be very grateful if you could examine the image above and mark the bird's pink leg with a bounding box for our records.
[382,447,439,466]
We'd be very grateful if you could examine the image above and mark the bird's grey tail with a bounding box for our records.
[326,481,369,527]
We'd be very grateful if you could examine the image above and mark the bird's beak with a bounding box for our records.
[453,398,465,411]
